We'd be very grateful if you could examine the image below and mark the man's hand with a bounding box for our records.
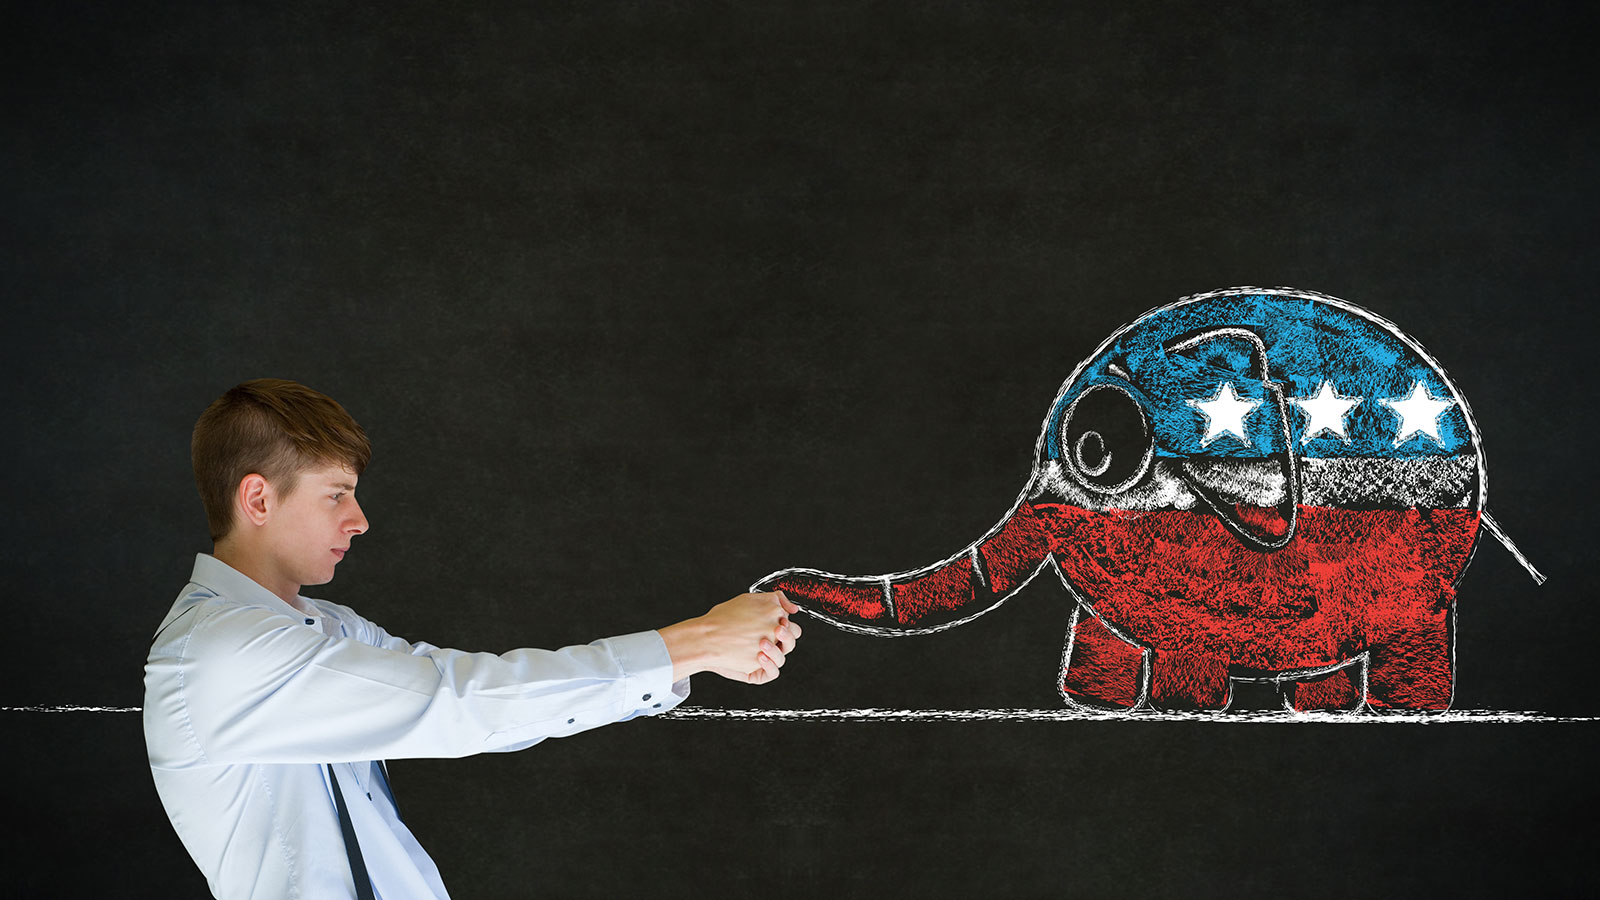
[658,591,803,684]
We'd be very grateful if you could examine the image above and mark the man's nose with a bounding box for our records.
[346,499,369,535]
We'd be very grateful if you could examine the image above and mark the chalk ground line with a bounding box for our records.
[5,706,1594,723]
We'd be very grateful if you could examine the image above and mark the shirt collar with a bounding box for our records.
[189,553,319,619]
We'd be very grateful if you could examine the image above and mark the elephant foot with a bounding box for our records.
[1285,665,1362,713]
[1148,649,1232,711]
[1366,614,1454,712]
[1060,607,1146,710]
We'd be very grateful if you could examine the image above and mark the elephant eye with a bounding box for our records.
[1061,384,1152,492]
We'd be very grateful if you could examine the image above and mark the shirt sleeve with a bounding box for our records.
[340,604,691,755]
[164,602,689,766]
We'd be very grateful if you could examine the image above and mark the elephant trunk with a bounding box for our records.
[750,498,1063,635]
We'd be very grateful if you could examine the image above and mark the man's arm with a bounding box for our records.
[352,589,801,685]
[147,591,802,768]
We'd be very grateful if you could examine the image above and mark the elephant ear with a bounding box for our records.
[1162,326,1304,552]
[1058,382,1153,495]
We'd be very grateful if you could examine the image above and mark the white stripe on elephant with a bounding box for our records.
[1031,456,1475,511]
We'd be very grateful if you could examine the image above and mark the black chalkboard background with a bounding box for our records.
[7,2,1597,896]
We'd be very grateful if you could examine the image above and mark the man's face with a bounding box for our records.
[260,462,369,590]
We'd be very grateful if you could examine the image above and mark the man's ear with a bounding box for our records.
[236,473,272,528]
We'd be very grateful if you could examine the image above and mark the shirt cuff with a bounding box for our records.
[600,630,689,715]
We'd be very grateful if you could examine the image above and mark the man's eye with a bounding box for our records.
[332,493,345,502]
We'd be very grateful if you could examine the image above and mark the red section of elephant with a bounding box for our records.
[765,573,888,624]
[1287,666,1361,712]
[1234,502,1292,540]
[1045,504,1475,670]
[770,499,1473,711]
[1366,613,1453,711]
[977,502,1054,594]
[1149,649,1232,710]
[771,501,1058,630]
[1061,612,1146,709]
[891,556,976,626]
[1046,503,1473,708]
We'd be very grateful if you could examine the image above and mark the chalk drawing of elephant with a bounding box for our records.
[753,287,1542,713]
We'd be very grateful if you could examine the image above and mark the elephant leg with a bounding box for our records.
[1366,612,1454,711]
[1060,607,1146,710]
[1148,648,1232,711]
[1284,666,1361,713]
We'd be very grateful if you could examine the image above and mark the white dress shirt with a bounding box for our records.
[145,553,688,899]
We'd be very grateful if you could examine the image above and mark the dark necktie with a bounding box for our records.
[327,764,376,900]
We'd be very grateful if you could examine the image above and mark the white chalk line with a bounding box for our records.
[661,708,1596,723]
[3,705,143,713]
[6,706,1592,723]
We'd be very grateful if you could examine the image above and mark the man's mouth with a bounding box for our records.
[332,548,347,560]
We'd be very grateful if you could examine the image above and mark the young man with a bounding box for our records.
[144,378,801,899]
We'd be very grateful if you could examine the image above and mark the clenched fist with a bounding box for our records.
[658,591,803,684]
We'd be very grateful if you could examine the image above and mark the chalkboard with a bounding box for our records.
[7,2,1596,896]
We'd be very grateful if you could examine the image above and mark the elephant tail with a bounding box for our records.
[749,499,1062,636]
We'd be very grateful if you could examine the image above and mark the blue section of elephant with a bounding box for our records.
[1044,293,1473,461]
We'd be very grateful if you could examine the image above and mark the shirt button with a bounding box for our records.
[642,693,652,701]
[653,703,662,709]
[366,793,372,800]
[567,718,575,724]
[304,618,314,626]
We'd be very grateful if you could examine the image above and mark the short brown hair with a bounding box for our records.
[192,379,372,542]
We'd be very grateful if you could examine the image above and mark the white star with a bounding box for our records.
[1380,381,1455,446]
[1290,380,1362,445]
[1187,382,1261,447]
